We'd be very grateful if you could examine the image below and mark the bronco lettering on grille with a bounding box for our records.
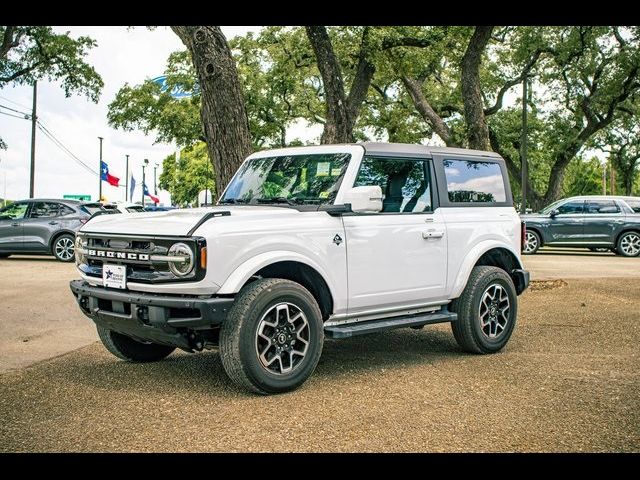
[87,249,150,261]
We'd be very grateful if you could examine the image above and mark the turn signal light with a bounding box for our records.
[200,247,207,270]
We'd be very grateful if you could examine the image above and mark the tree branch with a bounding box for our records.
[401,75,456,146]
[346,26,376,124]
[1,26,18,59]
[484,49,544,116]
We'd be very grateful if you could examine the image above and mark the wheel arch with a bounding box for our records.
[615,227,640,245]
[451,242,525,298]
[217,251,335,320]
[525,225,544,246]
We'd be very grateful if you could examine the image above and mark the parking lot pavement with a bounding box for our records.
[1,275,638,452]
[524,247,640,280]
[0,256,97,373]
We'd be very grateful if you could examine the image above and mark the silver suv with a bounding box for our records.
[0,199,103,262]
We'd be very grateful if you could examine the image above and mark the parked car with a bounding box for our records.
[102,202,146,214]
[521,195,640,257]
[70,142,529,394]
[0,199,104,262]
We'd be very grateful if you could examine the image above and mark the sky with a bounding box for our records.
[0,26,267,204]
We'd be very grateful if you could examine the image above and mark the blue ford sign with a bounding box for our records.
[151,75,200,99]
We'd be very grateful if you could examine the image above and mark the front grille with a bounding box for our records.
[77,233,206,284]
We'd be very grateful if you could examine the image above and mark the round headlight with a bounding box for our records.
[75,236,86,265]
[168,242,194,276]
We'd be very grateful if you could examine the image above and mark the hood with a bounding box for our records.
[80,205,299,237]
[520,212,548,220]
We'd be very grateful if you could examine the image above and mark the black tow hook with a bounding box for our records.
[187,332,204,351]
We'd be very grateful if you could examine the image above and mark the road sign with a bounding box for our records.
[63,194,91,201]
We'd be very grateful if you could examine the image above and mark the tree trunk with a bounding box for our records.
[171,26,253,195]
[461,26,493,151]
[306,26,376,144]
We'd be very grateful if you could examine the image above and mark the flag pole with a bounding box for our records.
[98,136,103,202]
[125,154,129,202]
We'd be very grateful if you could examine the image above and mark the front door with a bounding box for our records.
[547,199,585,243]
[0,202,30,252]
[343,155,447,317]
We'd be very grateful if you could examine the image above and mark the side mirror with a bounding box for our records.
[549,209,559,218]
[343,186,383,214]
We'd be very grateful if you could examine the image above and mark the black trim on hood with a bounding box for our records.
[187,210,231,236]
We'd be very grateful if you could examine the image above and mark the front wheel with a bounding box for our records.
[52,234,75,262]
[522,230,540,254]
[451,266,518,354]
[219,278,324,394]
[97,325,176,362]
[616,232,640,257]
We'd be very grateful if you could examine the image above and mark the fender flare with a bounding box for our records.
[217,250,335,295]
[450,240,524,299]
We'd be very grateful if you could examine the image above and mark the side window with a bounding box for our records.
[30,202,61,218]
[443,159,506,203]
[354,157,432,213]
[0,203,29,220]
[586,200,619,214]
[557,201,584,214]
[626,200,640,213]
[59,205,76,216]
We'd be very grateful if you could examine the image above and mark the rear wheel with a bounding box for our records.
[522,231,540,254]
[52,234,75,262]
[616,232,640,257]
[451,266,518,354]
[96,325,175,362]
[219,278,324,395]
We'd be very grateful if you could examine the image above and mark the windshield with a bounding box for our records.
[539,199,565,214]
[220,153,351,206]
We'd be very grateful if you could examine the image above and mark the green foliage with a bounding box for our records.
[158,142,214,206]
[562,156,604,197]
[0,26,103,101]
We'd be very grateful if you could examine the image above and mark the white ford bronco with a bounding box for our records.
[70,142,529,394]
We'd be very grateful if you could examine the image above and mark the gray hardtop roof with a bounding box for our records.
[359,142,502,159]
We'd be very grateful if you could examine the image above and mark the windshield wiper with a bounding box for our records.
[219,198,248,205]
[256,197,296,206]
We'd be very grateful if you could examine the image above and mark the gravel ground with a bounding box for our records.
[1,277,638,452]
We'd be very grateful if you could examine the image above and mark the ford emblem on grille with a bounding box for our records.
[87,249,150,261]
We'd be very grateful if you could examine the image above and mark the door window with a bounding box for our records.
[557,201,585,214]
[59,205,76,216]
[354,157,432,213]
[443,159,506,203]
[29,202,61,218]
[0,203,29,220]
[585,200,619,214]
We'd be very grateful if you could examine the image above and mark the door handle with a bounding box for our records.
[422,230,444,239]
[48,221,58,225]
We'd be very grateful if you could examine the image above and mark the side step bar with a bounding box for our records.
[324,309,457,339]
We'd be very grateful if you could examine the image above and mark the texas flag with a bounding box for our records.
[143,182,160,204]
[100,161,120,187]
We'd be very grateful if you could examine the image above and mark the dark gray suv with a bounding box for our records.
[0,199,103,262]
[521,195,640,257]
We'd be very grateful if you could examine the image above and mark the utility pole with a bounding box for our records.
[602,162,607,195]
[142,158,148,205]
[98,136,103,202]
[610,161,616,195]
[29,81,37,198]
[520,75,528,214]
[0,159,6,207]
[125,154,130,202]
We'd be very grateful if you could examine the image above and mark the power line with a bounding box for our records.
[0,110,30,120]
[35,120,99,176]
[0,95,32,112]
[0,103,31,117]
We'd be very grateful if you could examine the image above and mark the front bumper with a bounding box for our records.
[512,268,530,295]
[70,280,234,349]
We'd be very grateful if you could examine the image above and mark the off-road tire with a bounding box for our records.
[450,266,518,354]
[219,278,324,395]
[97,325,175,362]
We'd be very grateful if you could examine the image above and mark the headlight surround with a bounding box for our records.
[168,242,194,277]
[75,236,86,265]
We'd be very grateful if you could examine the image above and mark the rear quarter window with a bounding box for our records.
[443,159,507,203]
